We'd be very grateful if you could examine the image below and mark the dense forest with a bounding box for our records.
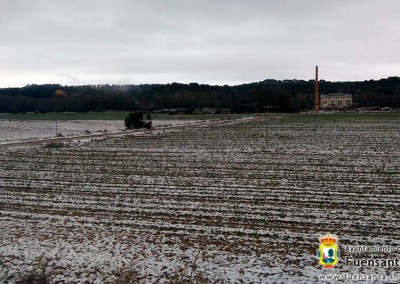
[0,77,399,113]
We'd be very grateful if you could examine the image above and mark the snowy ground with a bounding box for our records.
[0,120,199,145]
[0,114,399,283]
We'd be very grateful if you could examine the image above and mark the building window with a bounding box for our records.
[338,100,342,107]
[330,100,335,107]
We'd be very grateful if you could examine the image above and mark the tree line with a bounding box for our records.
[0,77,399,113]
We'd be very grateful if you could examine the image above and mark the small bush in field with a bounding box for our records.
[125,112,152,130]
[43,142,64,149]
[16,267,51,284]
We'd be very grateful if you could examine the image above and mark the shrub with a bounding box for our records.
[167,267,209,284]
[114,267,144,284]
[16,267,51,284]
[43,142,64,149]
[125,112,152,130]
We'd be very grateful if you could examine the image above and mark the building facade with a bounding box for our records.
[320,93,352,109]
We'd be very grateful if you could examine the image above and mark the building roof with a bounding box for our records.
[320,93,352,98]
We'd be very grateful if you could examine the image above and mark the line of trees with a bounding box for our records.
[0,77,399,113]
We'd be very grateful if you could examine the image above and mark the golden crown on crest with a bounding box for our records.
[319,233,338,245]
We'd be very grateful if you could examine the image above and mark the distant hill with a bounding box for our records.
[0,77,399,113]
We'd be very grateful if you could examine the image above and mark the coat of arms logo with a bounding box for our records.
[317,233,340,268]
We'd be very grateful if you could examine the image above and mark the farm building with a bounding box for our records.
[320,93,352,109]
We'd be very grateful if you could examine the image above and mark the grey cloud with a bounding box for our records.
[0,0,399,87]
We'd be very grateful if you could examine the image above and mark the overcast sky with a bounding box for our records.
[1,0,399,87]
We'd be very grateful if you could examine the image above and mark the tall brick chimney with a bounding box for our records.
[315,66,319,111]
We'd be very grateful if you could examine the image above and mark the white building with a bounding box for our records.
[320,93,352,109]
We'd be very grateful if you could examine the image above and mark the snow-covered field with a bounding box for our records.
[0,114,399,283]
[0,120,199,145]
